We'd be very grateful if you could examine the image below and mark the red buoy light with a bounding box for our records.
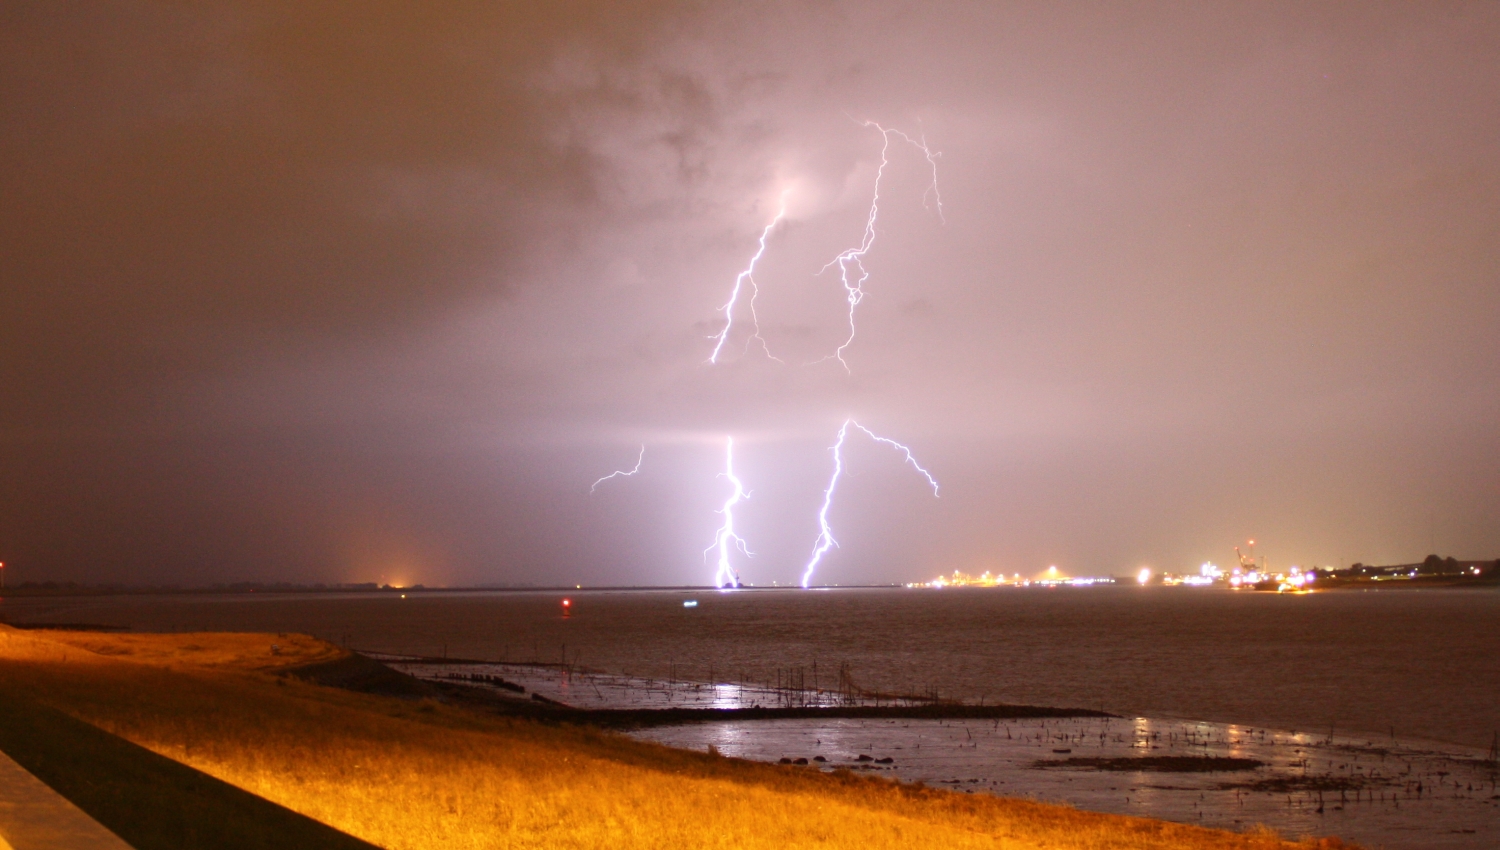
[561,598,572,616]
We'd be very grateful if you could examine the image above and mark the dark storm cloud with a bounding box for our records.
[0,1,664,428]
[2,2,1497,586]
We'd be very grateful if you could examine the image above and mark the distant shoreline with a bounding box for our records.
[1,574,1495,599]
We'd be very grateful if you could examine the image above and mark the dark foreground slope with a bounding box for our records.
[0,689,379,850]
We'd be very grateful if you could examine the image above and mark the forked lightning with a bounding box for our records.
[705,437,750,588]
[801,419,939,588]
[818,121,944,372]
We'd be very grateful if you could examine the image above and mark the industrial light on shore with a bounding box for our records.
[1137,568,1152,585]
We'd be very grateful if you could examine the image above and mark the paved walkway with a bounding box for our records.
[0,749,133,850]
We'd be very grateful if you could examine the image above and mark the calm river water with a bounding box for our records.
[5,585,1496,750]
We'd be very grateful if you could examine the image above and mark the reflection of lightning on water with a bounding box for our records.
[801,419,939,588]
[708,197,787,364]
[705,437,749,588]
[819,121,944,373]
[589,445,645,493]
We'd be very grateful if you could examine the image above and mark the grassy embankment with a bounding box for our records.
[0,626,1352,850]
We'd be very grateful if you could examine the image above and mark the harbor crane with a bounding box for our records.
[1234,540,1263,573]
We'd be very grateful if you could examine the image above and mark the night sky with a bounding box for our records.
[3,2,1497,587]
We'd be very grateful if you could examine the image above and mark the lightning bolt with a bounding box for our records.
[800,421,850,589]
[849,423,940,495]
[818,121,944,373]
[800,419,939,588]
[708,196,788,364]
[705,437,749,588]
[912,128,945,224]
[589,445,645,493]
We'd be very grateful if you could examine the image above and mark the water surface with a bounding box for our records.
[8,585,1495,750]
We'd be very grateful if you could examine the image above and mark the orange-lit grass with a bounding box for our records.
[21,628,343,670]
[0,627,1344,850]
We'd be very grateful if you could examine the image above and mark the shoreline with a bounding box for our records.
[1,573,1495,599]
[364,649,1499,759]
[0,625,1343,850]
[3,587,1495,755]
[363,650,1498,849]
[359,651,1493,755]
[289,651,1117,727]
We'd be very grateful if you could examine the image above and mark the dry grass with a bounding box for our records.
[0,626,1349,850]
[19,628,344,670]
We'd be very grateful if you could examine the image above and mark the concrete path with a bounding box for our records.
[0,749,133,850]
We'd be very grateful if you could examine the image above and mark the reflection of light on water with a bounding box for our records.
[631,716,1495,850]
[359,654,1495,848]
[381,656,919,711]
[709,683,742,709]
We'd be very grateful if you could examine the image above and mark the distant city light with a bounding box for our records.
[905,545,1381,593]
[919,567,1115,588]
